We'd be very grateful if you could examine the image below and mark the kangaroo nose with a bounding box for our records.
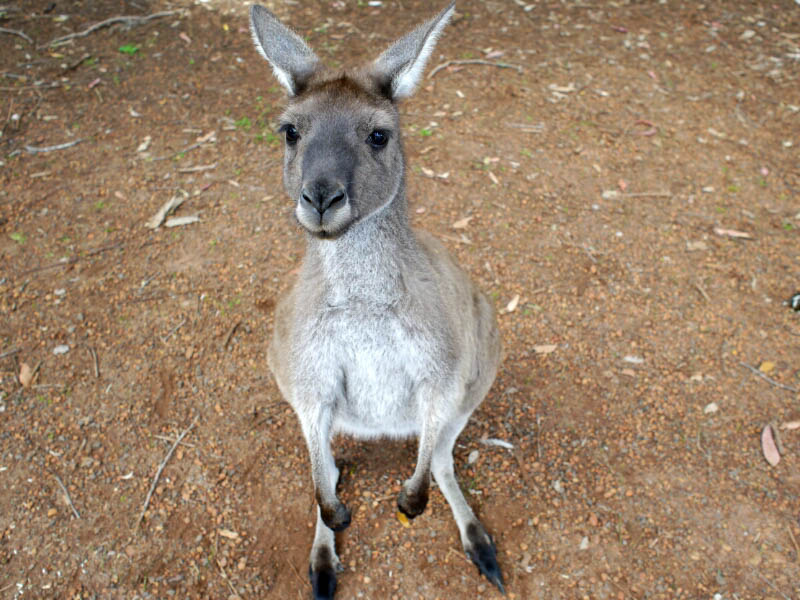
[301,184,346,215]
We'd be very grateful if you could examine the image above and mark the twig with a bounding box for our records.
[739,361,798,393]
[161,317,187,343]
[622,192,672,198]
[0,26,33,44]
[217,558,240,598]
[45,11,180,48]
[87,346,99,378]
[0,347,20,360]
[19,241,124,275]
[51,472,81,519]
[136,416,197,528]
[428,59,523,79]
[24,139,83,154]
[788,525,800,561]
[222,321,242,351]
[693,282,711,303]
[153,434,196,448]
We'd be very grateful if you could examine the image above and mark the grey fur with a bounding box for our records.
[250,2,504,595]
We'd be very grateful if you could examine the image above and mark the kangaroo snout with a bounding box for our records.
[301,182,347,215]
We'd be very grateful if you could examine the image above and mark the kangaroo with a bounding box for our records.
[249,3,503,598]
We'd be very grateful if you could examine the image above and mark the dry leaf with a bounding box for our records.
[218,528,239,540]
[452,216,474,229]
[19,362,33,387]
[136,136,151,153]
[396,511,410,528]
[504,294,520,313]
[421,166,435,178]
[488,171,499,185]
[761,424,780,466]
[533,344,557,354]
[758,361,775,374]
[713,227,753,240]
[780,420,800,430]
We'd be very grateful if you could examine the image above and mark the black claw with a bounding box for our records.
[466,524,506,595]
[309,563,337,600]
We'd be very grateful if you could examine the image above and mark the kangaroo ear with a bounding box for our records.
[249,5,319,96]
[370,2,455,101]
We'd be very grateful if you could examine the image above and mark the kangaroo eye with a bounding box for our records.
[284,125,300,144]
[367,130,389,148]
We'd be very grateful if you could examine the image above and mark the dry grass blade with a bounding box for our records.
[51,472,80,519]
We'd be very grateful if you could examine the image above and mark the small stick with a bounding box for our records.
[217,558,240,598]
[161,317,187,343]
[87,346,99,378]
[428,59,523,79]
[0,26,33,44]
[44,11,180,47]
[24,139,83,154]
[739,361,798,393]
[788,526,800,561]
[136,416,197,528]
[222,321,242,351]
[153,434,196,448]
[0,347,20,360]
[52,472,80,519]
[622,192,672,198]
[693,282,711,303]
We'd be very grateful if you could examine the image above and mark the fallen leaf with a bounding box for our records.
[504,294,520,313]
[179,32,192,44]
[136,135,151,153]
[421,166,435,178]
[713,227,753,240]
[780,420,800,430]
[19,363,33,387]
[218,528,239,540]
[481,437,514,449]
[452,215,474,229]
[758,361,775,374]
[488,171,499,185]
[703,402,718,414]
[165,215,200,228]
[686,240,708,252]
[52,345,69,355]
[623,355,644,364]
[196,130,216,144]
[533,344,557,354]
[396,511,410,528]
[618,179,628,192]
[761,424,780,466]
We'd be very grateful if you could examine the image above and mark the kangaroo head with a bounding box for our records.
[250,3,455,238]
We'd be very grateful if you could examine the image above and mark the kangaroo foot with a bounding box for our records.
[397,482,429,519]
[319,500,351,532]
[464,522,505,595]
[309,546,342,600]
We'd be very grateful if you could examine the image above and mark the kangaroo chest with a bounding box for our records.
[300,302,437,439]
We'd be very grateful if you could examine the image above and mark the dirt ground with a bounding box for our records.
[1,0,799,598]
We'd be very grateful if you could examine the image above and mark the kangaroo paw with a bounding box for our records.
[465,522,505,595]
[397,482,429,519]
[319,501,351,532]
[309,547,340,600]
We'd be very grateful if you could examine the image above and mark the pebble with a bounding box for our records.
[467,449,479,465]
[52,345,70,355]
